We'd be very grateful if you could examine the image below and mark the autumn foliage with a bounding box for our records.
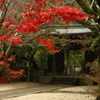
[0,0,90,83]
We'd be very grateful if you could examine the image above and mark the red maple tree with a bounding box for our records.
[0,0,91,82]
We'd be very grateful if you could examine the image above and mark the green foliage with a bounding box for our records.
[70,50,84,68]
[34,47,53,68]
[89,36,100,52]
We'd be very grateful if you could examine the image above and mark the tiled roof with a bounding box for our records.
[45,24,92,35]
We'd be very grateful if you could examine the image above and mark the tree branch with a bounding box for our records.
[75,0,100,16]
[92,1,100,14]
[96,0,100,8]
[76,20,99,33]
[0,0,11,28]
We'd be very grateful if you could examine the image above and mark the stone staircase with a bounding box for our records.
[52,76,78,85]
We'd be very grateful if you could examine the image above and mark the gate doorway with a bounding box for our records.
[65,50,84,75]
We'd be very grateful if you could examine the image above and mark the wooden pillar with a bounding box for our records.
[27,46,31,82]
[52,54,56,75]
[66,49,71,74]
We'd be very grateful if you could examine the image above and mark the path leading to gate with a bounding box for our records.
[0,83,71,100]
[0,82,96,100]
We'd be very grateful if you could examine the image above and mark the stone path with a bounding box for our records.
[0,84,72,100]
[0,82,96,100]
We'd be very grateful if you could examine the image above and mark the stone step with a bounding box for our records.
[52,77,77,85]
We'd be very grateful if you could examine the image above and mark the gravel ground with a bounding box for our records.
[0,82,96,100]
[0,82,42,91]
